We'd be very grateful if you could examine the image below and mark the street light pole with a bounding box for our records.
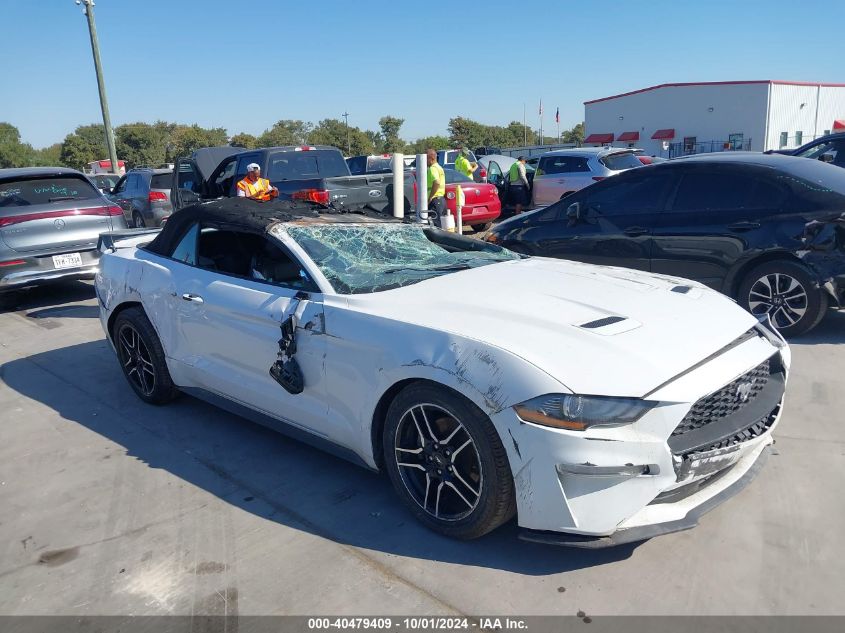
[341,111,350,155]
[76,0,119,174]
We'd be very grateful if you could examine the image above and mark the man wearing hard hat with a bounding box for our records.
[236,163,279,201]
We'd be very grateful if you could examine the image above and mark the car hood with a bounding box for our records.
[347,257,760,398]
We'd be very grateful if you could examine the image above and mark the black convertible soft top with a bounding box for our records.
[145,197,404,256]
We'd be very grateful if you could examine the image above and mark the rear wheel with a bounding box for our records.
[132,212,146,228]
[383,383,515,539]
[738,260,827,337]
[113,307,178,404]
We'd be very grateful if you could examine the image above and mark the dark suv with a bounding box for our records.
[487,153,845,336]
[784,132,845,168]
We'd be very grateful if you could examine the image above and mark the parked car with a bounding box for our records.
[530,148,642,207]
[780,132,845,168]
[0,167,127,292]
[97,197,789,545]
[474,146,502,157]
[346,154,396,175]
[90,173,121,194]
[487,153,845,336]
[174,145,394,214]
[108,168,173,228]
[404,168,500,231]
[437,149,486,183]
[478,154,536,211]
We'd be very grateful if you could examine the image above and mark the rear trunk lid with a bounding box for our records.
[0,175,121,254]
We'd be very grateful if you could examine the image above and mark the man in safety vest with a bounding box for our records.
[507,156,529,214]
[236,163,279,201]
[454,147,477,180]
[426,148,447,223]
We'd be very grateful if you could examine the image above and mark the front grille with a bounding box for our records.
[672,359,770,438]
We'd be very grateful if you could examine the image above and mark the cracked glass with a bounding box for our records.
[279,223,519,294]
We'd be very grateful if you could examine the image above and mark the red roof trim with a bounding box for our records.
[617,131,639,141]
[651,129,675,140]
[584,133,614,144]
[833,120,845,130]
[584,80,845,105]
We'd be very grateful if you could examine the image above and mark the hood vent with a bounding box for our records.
[579,316,627,329]
[671,285,692,294]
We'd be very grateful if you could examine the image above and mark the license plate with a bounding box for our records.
[52,252,83,269]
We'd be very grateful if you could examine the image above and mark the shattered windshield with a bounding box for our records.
[281,223,519,294]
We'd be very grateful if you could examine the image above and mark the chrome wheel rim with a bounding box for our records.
[117,323,156,396]
[394,404,483,522]
[748,273,808,329]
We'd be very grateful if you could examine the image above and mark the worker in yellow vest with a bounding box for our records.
[426,148,447,223]
[454,147,477,180]
[507,156,529,214]
[236,163,279,201]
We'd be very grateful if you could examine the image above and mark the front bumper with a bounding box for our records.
[0,249,100,291]
[495,328,788,545]
[520,442,771,548]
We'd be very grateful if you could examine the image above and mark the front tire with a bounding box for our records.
[132,212,146,228]
[113,307,178,404]
[738,260,827,337]
[383,382,515,539]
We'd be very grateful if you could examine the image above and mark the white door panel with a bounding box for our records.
[171,266,330,437]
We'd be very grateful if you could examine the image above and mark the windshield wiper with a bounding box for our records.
[49,196,81,202]
[384,263,472,274]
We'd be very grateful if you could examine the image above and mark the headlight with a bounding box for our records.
[513,394,656,431]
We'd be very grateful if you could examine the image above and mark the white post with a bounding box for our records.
[456,184,463,235]
[392,152,404,218]
[416,153,428,223]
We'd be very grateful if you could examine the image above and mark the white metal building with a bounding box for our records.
[584,80,845,157]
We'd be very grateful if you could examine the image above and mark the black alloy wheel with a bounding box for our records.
[383,383,515,539]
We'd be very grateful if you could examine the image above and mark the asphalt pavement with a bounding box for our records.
[1,281,843,616]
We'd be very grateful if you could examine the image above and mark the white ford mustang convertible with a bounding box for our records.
[96,198,790,546]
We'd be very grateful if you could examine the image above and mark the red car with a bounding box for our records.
[410,168,501,231]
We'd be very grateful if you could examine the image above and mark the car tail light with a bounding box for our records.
[292,188,330,205]
[592,176,606,181]
[0,259,26,267]
[0,206,122,228]
[479,167,487,178]
[148,191,168,202]
[295,145,316,151]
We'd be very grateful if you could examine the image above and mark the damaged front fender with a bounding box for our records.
[798,213,845,306]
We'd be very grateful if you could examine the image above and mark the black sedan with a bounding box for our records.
[487,153,845,337]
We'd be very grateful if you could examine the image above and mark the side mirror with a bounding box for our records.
[566,202,581,221]
[820,152,836,164]
[101,187,113,195]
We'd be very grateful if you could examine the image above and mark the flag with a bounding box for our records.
[555,107,559,124]
[539,99,543,116]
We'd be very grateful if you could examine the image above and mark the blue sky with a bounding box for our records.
[3,0,843,148]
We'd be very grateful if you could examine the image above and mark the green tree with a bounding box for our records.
[562,122,584,145]
[230,132,258,149]
[169,124,229,158]
[115,122,168,167]
[0,122,34,168]
[309,118,373,155]
[257,120,312,147]
[447,116,487,148]
[30,143,62,166]
[378,116,404,153]
[60,123,108,169]
[403,135,450,155]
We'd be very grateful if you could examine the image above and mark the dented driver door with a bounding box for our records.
[170,266,331,438]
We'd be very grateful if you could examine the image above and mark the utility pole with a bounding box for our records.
[341,111,350,155]
[523,103,527,145]
[76,0,119,174]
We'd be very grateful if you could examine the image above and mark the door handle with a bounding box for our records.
[623,226,649,237]
[181,293,204,304]
[727,221,761,231]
